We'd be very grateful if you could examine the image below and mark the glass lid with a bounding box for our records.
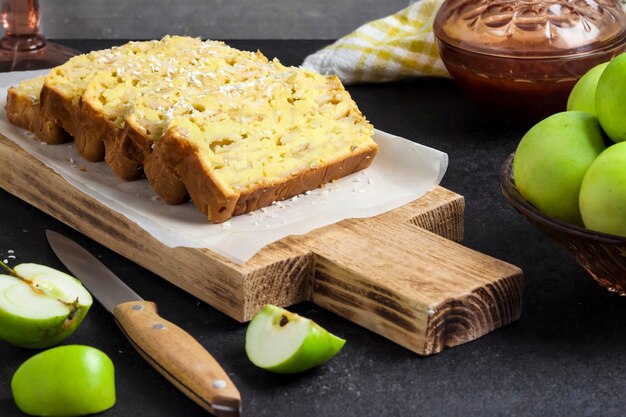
[433,0,626,57]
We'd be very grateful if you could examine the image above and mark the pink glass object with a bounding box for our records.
[0,0,78,72]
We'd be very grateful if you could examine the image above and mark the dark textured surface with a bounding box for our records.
[2,40,626,417]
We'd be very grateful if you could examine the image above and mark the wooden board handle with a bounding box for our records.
[308,218,523,355]
[114,301,241,417]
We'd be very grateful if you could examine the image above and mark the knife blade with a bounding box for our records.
[46,230,241,417]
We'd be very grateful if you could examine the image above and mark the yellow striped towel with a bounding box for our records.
[302,0,448,84]
[303,0,626,84]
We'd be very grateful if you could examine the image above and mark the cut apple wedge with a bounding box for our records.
[0,263,93,348]
[245,304,346,374]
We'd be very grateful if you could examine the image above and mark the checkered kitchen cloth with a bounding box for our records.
[302,0,626,84]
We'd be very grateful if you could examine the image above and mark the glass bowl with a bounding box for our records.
[433,0,626,120]
[500,153,626,295]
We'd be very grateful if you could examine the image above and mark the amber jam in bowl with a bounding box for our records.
[500,154,626,295]
[434,0,626,120]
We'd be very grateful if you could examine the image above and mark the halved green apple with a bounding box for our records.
[0,262,92,349]
[245,304,346,374]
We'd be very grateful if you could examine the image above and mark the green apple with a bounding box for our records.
[596,53,626,142]
[0,262,92,349]
[513,111,606,225]
[12,345,116,417]
[567,62,609,116]
[245,304,345,374]
[580,142,626,236]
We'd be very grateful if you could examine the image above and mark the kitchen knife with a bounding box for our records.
[46,230,241,417]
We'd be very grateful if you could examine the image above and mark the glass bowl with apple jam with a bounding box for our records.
[433,0,626,120]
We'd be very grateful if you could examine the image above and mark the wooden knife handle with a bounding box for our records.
[113,301,241,417]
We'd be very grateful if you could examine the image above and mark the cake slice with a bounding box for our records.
[4,42,147,147]
[39,37,174,161]
[122,56,284,195]
[82,40,271,180]
[5,76,68,144]
[146,67,378,223]
[78,36,206,178]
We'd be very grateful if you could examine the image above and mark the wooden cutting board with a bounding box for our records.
[0,134,523,355]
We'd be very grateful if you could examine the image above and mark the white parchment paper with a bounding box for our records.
[0,70,448,264]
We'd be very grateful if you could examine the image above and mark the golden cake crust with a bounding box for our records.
[146,125,378,223]
[6,80,69,145]
[143,149,188,204]
[40,72,106,161]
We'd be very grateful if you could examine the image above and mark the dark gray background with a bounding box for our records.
[8,0,410,40]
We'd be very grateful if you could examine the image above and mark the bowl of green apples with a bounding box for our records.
[500,52,626,295]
